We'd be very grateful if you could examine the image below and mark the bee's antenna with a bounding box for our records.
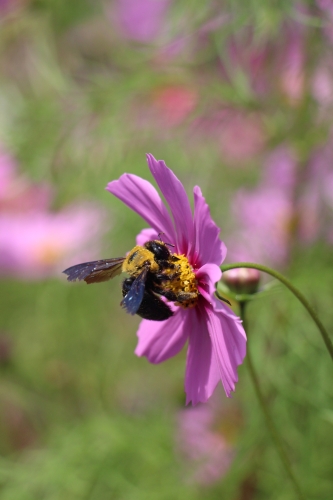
[158,232,175,248]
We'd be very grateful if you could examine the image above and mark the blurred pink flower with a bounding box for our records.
[317,0,333,12]
[279,25,305,104]
[0,204,106,279]
[218,110,266,164]
[112,0,170,43]
[227,147,297,266]
[0,0,27,15]
[262,146,297,191]
[316,0,333,43]
[298,140,333,243]
[127,85,197,134]
[190,108,266,166]
[0,181,52,213]
[218,18,306,103]
[229,189,294,265]
[223,33,270,96]
[151,85,198,127]
[107,154,246,404]
[176,400,237,485]
[0,148,52,213]
[312,63,333,106]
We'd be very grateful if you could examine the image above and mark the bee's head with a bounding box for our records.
[144,240,171,261]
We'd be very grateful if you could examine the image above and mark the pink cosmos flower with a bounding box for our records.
[0,203,106,279]
[312,63,333,106]
[217,110,266,164]
[278,23,305,104]
[227,146,297,266]
[0,0,27,16]
[228,188,294,265]
[107,154,246,405]
[112,0,170,43]
[316,0,333,43]
[297,139,333,243]
[0,147,52,213]
[189,108,266,167]
[151,85,198,127]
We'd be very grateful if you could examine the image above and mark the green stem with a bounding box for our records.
[222,263,333,362]
[239,302,306,500]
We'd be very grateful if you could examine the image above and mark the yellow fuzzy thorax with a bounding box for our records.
[122,246,159,276]
[166,253,199,308]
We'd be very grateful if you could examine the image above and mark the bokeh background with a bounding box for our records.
[0,1,333,498]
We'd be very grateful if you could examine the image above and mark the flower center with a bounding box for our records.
[34,241,64,266]
[164,253,199,309]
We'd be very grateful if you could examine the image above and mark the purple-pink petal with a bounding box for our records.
[135,309,188,364]
[192,186,226,268]
[106,173,175,243]
[205,301,246,397]
[136,227,159,246]
[195,263,222,300]
[185,306,221,405]
[146,154,193,254]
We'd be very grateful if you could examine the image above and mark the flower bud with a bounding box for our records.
[222,268,260,295]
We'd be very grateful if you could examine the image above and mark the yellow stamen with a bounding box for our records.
[164,253,199,308]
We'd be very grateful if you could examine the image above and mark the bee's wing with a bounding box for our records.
[120,267,149,315]
[63,257,125,284]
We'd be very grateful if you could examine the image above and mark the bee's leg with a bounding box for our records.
[156,289,198,303]
[159,290,178,301]
[151,283,178,301]
[154,272,180,282]
[175,292,198,302]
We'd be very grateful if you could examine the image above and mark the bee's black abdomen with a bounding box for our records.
[122,277,173,321]
[137,293,173,321]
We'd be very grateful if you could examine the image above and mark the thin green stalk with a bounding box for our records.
[239,302,306,500]
[222,263,333,362]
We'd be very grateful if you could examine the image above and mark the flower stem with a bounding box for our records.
[239,301,306,500]
[221,263,333,362]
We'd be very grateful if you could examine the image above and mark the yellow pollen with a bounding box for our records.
[164,253,199,309]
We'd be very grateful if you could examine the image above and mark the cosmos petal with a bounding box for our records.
[135,309,188,364]
[192,186,226,267]
[196,263,222,300]
[136,228,159,246]
[146,154,193,254]
[205,301,247,397]
[106,174,175,242]
[185,306,220,405]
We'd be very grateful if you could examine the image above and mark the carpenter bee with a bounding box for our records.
[63,240,198,321]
